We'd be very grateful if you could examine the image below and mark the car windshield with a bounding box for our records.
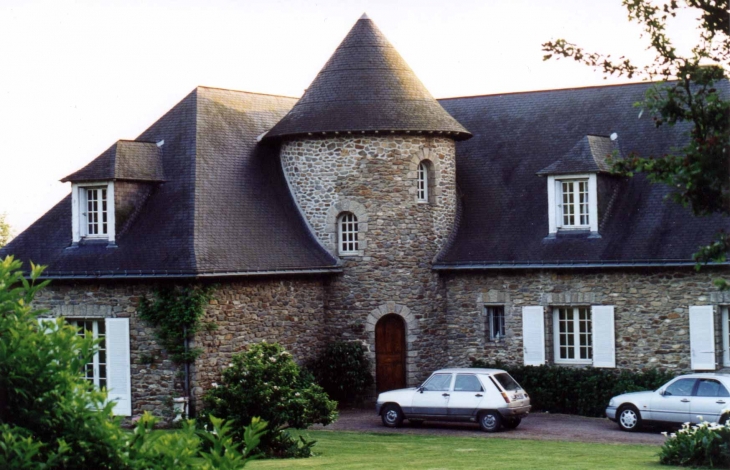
[492,373,521,391]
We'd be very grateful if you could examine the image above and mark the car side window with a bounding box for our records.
[664,378,697,396]
[454,374,483,392]
[695,379,730,397]
[421,374,452,392]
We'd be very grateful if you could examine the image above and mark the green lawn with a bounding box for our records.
[248,431,662,469]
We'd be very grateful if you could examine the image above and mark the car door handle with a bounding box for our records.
[717,400,726,404]
[442,393,450,397]
[475,394,483,397]
[680,399,690,403]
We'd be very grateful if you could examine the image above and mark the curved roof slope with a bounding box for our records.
[1,87,339,278]
[265,15,471,140]
[436,82,729,267]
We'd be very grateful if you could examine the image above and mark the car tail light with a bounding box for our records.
[501,391,511,403]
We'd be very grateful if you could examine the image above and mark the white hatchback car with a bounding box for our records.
[606,373,730,431]
[376,368,530,432]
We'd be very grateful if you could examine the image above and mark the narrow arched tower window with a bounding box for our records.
[338,212,359,255]
[417,162,428,202]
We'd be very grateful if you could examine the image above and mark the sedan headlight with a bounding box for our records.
[608,398,616,407]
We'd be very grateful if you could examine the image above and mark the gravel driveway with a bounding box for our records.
[311,409,666,446]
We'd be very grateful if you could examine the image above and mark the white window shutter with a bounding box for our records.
[105,318,132,416]
[689,306,715,370]
[522,306,545,366]
[591,305,615,368]
[723,307,729,367]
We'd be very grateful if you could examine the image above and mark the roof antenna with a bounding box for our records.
[360,12,370,20]
[610,133,618,141]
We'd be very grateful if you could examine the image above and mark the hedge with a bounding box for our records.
[471,360,677,417]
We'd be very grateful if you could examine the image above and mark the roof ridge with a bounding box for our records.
[437,80,664,100]
[196,85,299,99]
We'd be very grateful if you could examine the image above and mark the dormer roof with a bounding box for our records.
[61,140,165,183]
[536,135,617,176]
[265,15,471,140]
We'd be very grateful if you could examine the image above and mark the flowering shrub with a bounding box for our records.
[202,342,338,458]
[659,413,730,468]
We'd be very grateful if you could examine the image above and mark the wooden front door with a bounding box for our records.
[375,314,406,393]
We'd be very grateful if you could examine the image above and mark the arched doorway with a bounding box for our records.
[375,314,406,393]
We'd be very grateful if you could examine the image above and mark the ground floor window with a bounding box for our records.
[486,306,505,341]
[69,319,108,389]
[553,307,592,363]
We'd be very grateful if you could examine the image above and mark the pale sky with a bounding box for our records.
[0,0,701,236]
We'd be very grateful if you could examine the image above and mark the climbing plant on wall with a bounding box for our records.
[138,285,214,364]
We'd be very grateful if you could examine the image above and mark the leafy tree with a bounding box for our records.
[307,341,374,406]
[543,0,729,288]
[0,213,11,248]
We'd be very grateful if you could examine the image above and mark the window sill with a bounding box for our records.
[554,360,593,366]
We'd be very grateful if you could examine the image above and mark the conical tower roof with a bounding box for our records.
[265,14,471,140]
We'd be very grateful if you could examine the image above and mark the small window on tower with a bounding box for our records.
[338,212,359,255]
[417,161,429,202]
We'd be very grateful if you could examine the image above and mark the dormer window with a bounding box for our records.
[547,174,597,234]
[82,186,109,237]
[558,178,590,229]
[71,182,116,245]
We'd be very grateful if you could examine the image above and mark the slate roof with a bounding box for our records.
[61,140,165,183]
[435,81,729,268]
[265,14,471,140]
[1,87,339,278]
[536,135,615,175]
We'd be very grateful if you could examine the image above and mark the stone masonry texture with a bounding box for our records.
[444,268,730,372]
[282,135,458,388]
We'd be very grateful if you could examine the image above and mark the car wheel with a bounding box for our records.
[479,411,502,432]
[503,417,521,430]
[720,413,729,425]
[617,405,642,432]
[409,419,424,427]
[381,404,404,428]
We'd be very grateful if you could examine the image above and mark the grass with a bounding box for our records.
[248,430,662,469]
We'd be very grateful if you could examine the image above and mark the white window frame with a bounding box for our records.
[546,174,598,234]
[337,212,359,256]
[553,306,593,365]
[69,319,108,390]
[486,306,505,341]
[417,161,429,203]
[71,181,115,244]
[722,306,729,367]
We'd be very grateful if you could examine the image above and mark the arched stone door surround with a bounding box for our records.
[366,302,419,389]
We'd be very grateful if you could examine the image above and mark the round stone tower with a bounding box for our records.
[265,14,471,391]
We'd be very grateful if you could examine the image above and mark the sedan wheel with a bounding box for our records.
[503,417,521,430]
[479,411,502,432]
[617,405,642,432]
[381,404,404,428]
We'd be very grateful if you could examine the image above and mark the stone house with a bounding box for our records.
[2,14,728,418]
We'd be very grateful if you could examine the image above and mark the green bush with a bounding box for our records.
[202,342,338,458]
[307,341,374,406]
[659,420,730,467]
[0,256,127,469]
[470,359,676,417]
[125,413,266,470]
[0,256,265,469]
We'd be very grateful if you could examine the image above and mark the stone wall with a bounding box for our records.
[281,135,459,388]
[33,276,329,419]
[191,277,327,410]
[444,268,730,372]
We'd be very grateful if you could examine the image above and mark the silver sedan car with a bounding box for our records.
[606,373,730,431]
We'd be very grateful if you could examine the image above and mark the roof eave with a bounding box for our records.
[432,261,728,270]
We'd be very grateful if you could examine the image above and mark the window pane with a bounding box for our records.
[696,379,723,397]
[422,374,452,391]
[665,379,696,396]
[454,375,483,392]
[493,373,521,391]
[487,306,505,340]
[339,212,359,253]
